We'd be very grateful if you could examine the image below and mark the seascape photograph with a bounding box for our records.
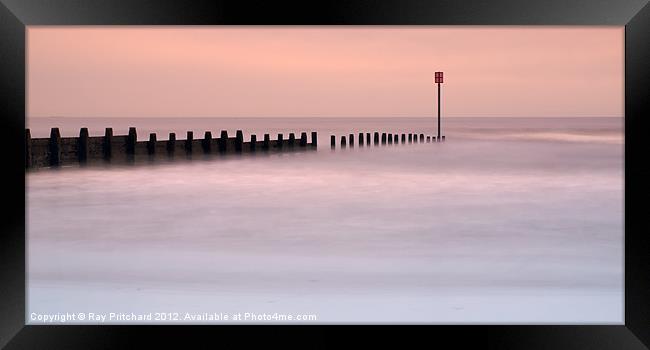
[25,26,623,324]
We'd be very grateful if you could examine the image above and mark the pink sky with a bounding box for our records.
[27,27,623,118]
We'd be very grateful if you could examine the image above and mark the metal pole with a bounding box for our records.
[437,82,441,139]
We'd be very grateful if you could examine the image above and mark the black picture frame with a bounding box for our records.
[1,0,648,348]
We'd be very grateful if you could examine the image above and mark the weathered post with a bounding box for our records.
[203,131,213,153]
[185,131,193,154]
[250,134,257,152]
[300,132,307,147]
[49,127,61,166]
[78,128,89,164]
[25,129,32,168]
[311,131,318,147]
[235,130,244,152]
[103,128,113,160]
[263,134,271,150]
[349,134,354,147]
[331,135,336,149]
[401,134,406,144]
[341,135,347,147]
[148,133,157,155]
[219,130,228,153]
[359,132,364,146]
[388,134,393,144]
[288,133,296,147]
[277,133,284,149]
[127,127,137,156]
[366,133,370,145]
[167,133,176,156]
[374,132,379,146]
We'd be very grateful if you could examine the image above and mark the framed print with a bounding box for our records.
[1,0,649,348]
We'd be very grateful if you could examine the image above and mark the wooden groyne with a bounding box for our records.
[25,127,317,169]
[330,132,445,149]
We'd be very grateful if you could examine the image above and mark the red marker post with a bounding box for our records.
[434,72,443,141]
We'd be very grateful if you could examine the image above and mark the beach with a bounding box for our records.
[26,117,623,323]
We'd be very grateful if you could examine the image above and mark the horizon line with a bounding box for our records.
[28,115,624,119]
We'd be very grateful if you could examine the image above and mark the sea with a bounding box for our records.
[26,117,623,324]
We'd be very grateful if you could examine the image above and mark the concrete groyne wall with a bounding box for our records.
[25,127,317,169]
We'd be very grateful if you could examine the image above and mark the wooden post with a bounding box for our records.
[427,136,431,143]
[311,131,317,147]
[394,134,398,144]
[277,133,283,149]
[103,128,113,160]
[288,133,296,147]
[185,131,193,154]
[374,132,379,145]
[359,132,364,146]
[25,129,32,169]
[331,135,335,149]
[49,127,61,166]
[148,133,157,155]
[219,130,228,152]
[300,132,307,147]
[408,134,412,143]
[263,134,270,150]
[388,134,393,144]
[235,130,244,152]
[203,131,213,153]
[250,134,257,151]
[167,133,176,156]
[349,133,354,147]
[381,133,387,145]
[127,127,137,155]
[414,133,418,143]
[341,135,347,147]
[401,134,406,144]
[78,127,89,163]
[420,134,424,143]
[366,133,370,146]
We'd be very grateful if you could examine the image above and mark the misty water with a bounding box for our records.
[27,117,623,323]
